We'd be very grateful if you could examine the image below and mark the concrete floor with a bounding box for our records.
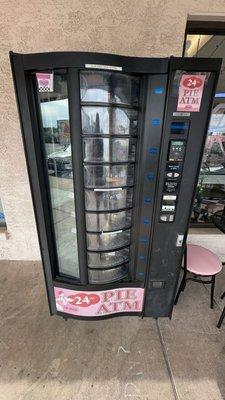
[0,261,225,400]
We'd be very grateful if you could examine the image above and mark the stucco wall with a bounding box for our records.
[1,0,225,260]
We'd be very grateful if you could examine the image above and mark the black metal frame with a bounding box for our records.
[174,244,216,309]
[183,20,225,229]
[182,20,225,58]
[217,291,225,328]
[67,68,88,284]
[185,20,225,36]
[10,51,221,319]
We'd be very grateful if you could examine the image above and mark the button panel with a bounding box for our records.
[159,122,188,222]
[135,74,168,280]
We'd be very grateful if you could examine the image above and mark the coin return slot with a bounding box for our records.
[159,214,174,222]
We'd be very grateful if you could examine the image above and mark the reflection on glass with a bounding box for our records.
[87,248,130,268]
[185,34,225,224]
[80,71,139,105]
[86,210,132,232]
[84,164,135,188]
[83,137,136,163]
[81,106,138,135]
[86,229,131,251]
[88,265,128,284]
[85,188,133,211]
[37,70,79,278]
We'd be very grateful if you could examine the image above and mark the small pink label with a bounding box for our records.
[54,286,144,317]
[36,72,53,92]
[177,74,206,112]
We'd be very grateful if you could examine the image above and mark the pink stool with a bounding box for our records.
[174,244,222,309]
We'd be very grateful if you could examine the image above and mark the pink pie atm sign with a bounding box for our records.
[177,74,206,112]
[54,286,144,317]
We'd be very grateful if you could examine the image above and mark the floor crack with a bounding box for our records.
[156,319,180,400]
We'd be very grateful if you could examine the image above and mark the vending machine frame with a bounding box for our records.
[10,52,221,320]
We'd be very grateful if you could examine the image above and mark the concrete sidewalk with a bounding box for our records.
[0,260,225,400]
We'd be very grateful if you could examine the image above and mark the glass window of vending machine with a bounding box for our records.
[10,52,221,320]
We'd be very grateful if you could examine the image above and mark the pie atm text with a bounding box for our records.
[54,287,144,317]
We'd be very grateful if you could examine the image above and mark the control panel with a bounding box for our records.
[159,123,189,223]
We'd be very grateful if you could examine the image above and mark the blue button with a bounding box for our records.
[147,173,155,181]
[148,147,158,155]
[143,218,150,224]
[139,255,146,261]
[140,236,148,244]
[138,272,145,277]
[154,87,164,94]
[144,196,152,204]
[151,119,161,126]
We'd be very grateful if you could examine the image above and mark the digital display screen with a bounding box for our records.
[170,121,189,135]
[168,140,186,162]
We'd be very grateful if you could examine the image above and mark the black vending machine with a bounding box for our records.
[10,52,221,319]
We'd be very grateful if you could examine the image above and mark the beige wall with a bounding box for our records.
[1,0,225,260]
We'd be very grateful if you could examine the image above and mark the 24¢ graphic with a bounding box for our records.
[177,74,206,112]
[67,292,100,307]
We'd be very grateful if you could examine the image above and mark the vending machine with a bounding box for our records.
[10,52,221,319]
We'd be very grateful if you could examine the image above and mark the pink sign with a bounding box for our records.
[36,72,54,92]
[177,74,206,112]
[54,286,144,317]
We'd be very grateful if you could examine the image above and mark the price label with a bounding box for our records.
[177,74,206,112]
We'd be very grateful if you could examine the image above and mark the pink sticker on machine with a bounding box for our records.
[54,286,144,317]
[36,72,54,92]
[177,74,206,112]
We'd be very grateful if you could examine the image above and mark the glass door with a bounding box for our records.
[80,70,140,283]
[35,68,140,284]
[184,32,225,226]
[36,70,80,278]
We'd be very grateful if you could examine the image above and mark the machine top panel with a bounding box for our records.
[10,51,170,74]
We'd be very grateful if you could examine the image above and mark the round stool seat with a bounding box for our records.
[186,244,222,276]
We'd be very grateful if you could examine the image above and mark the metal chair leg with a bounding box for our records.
[174,277,187,305]
[174,244,188,306]
[217,306,225,328]
[221,291,225,300]
[210,275,215,309]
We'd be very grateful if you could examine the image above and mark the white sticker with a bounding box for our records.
[163,195,177,201]
[85,64,122,71]
[94,188,122,192]
[162,205,175,212]
[173,112,190,117]
[102,230,122,235]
